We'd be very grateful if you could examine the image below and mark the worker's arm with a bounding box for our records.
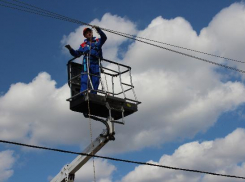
[65,45,84,57]
[94,26,107,47]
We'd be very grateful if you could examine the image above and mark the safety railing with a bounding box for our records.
[66,57,141,105]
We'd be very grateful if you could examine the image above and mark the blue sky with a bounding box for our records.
[0,0,245,182]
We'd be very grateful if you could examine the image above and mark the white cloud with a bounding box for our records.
[120,128,245,182]
[103,72,245,153]
[0,72,104,146]
[199,2,245,71]
[103,2,245,153]
[0,150,16,182]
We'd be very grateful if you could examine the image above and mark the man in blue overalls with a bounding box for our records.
[65,26,107,94]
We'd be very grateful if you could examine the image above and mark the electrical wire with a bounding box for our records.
[10,0,245,64]
[102,31,245,64]
[0,139,245,180]
[103,29,245,74]
[0,0,244,72]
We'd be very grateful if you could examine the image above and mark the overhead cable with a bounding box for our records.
[0,0,244,72]
[1,139,245,180]
[103,29,245,74]
[9,0,245,64]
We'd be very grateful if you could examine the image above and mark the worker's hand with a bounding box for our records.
[92,25,100,31]
[65,44,72,50]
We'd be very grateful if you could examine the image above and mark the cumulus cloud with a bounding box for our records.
[199,2,245,72]
[0,150,16,182]
[120,128,245,182]
[1,3,245,154]
[0,72,104,146]
[103,2,245,153]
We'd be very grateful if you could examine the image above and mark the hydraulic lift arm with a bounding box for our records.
[50,118,115,182]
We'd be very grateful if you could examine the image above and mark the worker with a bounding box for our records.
[65,26,107,94]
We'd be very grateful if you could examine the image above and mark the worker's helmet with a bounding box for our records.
[83,28,92,37]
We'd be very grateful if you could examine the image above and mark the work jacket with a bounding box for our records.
[70,28,107,61]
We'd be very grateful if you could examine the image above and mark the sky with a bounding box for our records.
[0,0,245,182]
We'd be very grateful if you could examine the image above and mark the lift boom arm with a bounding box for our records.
[51,118,115,182]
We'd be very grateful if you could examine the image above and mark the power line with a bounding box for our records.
[1,139,245,180]
[9,0,245,64]
[104,31,245,64]
[103,30,245,74]
[0,0,87,25]
[1,0,245,73]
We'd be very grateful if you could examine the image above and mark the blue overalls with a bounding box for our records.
[69,28,107,94]
[81,57,100,94]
